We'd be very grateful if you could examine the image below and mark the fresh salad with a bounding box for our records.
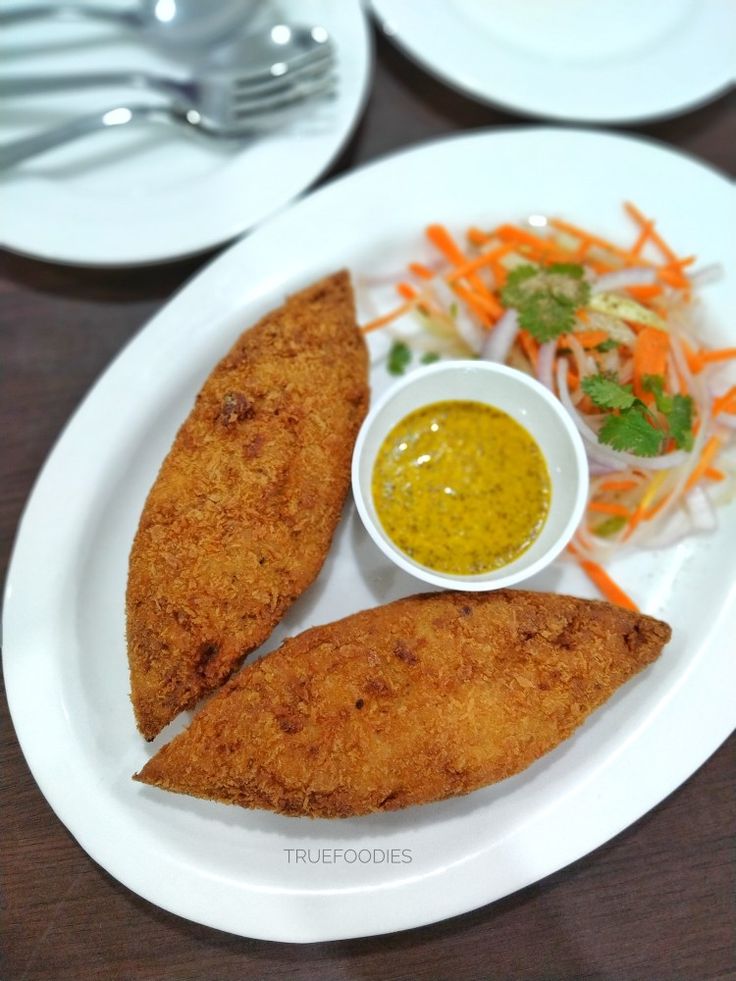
[359,203,735,610]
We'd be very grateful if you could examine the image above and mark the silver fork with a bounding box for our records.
[0,28,336,105]
[0,73,337,170]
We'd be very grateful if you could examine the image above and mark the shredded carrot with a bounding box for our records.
[573,238,592,261]
[644,493,672,521]
[624,202,680,266]
[427,223,501,316]
[572,329,610,348]
[586,258,617,275]
[712,386,736,417]
[633,327,669,396]
[685,435,722,492]
[678,336,703,375]
[630,219,653,257]
[549,218,632,264]
[426,224,466,265]
[397,282,417,301]
[626,284,662,302]
[445,243,515,282]
[467,226,491,247]
[705,466,725,482]
[518,330,539,369]
[569,546,639,611]
[451,283,496,326]
[361,300,415,334]
[408,261,435,280]
[690,347,736,372]
[587,502,632,517]
[493,224,564,262]
[658,258,695,290]
[598,478,639,493]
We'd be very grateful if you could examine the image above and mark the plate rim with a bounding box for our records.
[3,125,736,942]
[369,0,735,124]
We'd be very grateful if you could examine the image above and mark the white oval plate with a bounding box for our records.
[3,128,735,943]
[0,0,370,266]
[371,0,735,123]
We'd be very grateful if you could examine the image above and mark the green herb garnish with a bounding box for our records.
[387,341,412,376]
[581,375,637,411]
[642,375,694,450]
[598,404,664,457]
[595,338,620,353]
[420,351,441,365]
[582,372,695,457]
[501,263,591,342]
[593,515,628,537]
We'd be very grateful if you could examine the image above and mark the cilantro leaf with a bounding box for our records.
[500,263,590,342]
[598,405,664,457]
[582,374,637,411]
[499,265,538,308]
[387,341,411,376]
[420,351,440,365]
[547,262,587,286]
[666,393,695,450]
[595,338,620,353]
[642,375,694,451]
[642,374,671,413]
[517,293,577,341]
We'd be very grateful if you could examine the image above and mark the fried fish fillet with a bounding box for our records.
[134,590,671,815]
[126,271,369,741]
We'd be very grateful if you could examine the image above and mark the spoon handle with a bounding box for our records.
[0,4,136,27]
[0,104,169,169]
[0,72,179,98]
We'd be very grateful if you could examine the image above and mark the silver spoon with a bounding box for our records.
[0,25,335,99]
[0,0,254,50]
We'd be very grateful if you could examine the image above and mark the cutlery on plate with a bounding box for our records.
[0,77,337,170]
[0,23,338,169]
[0,24,335,100]
[0,0,256,50]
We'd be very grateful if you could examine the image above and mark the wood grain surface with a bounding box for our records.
[2,24,735,981]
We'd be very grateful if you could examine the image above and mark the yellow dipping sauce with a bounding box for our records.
[372,399,551,575]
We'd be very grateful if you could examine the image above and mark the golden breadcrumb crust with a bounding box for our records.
[126,271,369,740]
[135,590,671,816]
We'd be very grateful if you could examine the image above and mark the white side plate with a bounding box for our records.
[0,0,371,265]
[371,0,735,123]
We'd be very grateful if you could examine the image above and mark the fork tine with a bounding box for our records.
[229,49,335,95]
[229,74,337,119]
[218,37,334,86]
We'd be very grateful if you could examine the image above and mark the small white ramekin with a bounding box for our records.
[351,360,588,591]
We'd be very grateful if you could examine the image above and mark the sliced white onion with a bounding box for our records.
[556,359,690,471]
[592,267,657,292]
[430,278,486,354]
[689,263,724,289]
[566,334,596,379]
[580,310,636,347]
[432,278,486,354]
[535,339,555,390]
[685,486,717,533]
[643,507,694,549]
[599,347,621,377]
[481,308,518,363]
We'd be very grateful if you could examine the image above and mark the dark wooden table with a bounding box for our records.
[2,25,735,981]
